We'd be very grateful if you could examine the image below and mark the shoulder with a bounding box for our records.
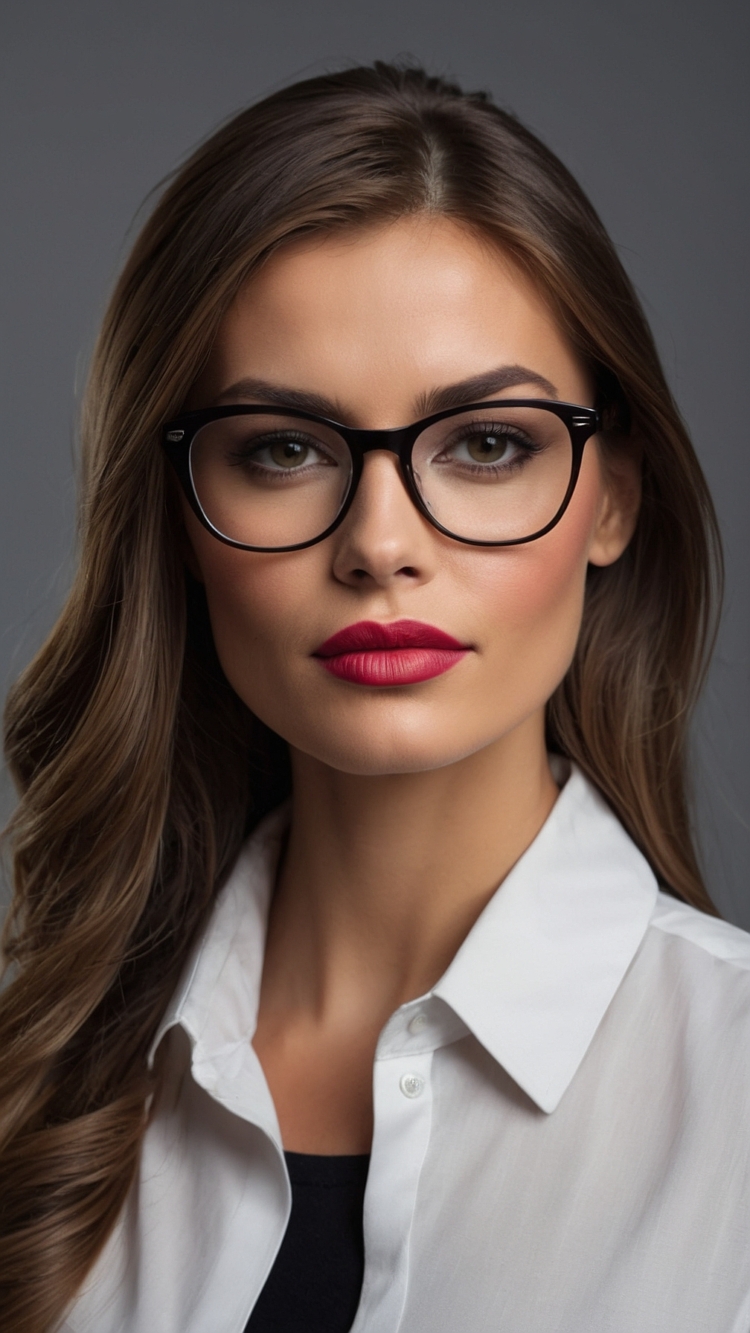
[598,893,750,1132]
[648,891,750,973]
[631,892,750,1054]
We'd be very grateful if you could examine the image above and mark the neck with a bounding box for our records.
[261,714,558,1029]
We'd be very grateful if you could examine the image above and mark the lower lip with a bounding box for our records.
[318,647,468,686]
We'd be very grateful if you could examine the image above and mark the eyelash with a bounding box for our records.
[226,430,336,467]
[221,420,545,480]
[435,422,541,458]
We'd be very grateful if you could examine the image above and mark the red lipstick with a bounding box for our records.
[313,619,470,686]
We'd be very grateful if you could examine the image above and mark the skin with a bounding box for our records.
[184,215,640,1153]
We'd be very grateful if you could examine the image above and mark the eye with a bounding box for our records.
[227,431,337,471]
[446,425,531,468]
[267,439,311,468]
[460,430,517,464]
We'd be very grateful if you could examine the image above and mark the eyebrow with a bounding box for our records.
[417,365,558,414]
[212,364,559,423]
[214,378,348,419]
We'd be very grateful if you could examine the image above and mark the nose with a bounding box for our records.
[330,451,439,589]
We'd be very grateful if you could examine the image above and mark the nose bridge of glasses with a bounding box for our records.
[339,424,415,458]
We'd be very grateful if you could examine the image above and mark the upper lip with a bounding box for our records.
[314,619,469,656]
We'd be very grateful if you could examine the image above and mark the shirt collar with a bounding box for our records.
[149,766,657,1116]
[147,804,288,1068]
[434,764,658,1111]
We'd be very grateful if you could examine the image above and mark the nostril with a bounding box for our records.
[398,566,418,577]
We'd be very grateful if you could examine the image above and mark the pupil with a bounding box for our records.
[468,433,505,463]
[271,440,307,467]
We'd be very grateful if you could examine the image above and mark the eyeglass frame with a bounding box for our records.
[161,398,600,553]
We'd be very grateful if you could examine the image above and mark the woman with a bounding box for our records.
[1,62,749,1333]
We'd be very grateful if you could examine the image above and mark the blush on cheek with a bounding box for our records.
[475,515,591,628]
[197,557,323,727]
[464,490,597,722]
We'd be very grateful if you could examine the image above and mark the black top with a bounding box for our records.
[244,1151,370,1333]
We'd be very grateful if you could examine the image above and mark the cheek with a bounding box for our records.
[465,462,600,684]
[191,533,324,691]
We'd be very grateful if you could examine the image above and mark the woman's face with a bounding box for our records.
[184,216,638,776]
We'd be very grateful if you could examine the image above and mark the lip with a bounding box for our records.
[313,619,471,687]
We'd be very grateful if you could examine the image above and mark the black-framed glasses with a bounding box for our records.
[161,399,599,552]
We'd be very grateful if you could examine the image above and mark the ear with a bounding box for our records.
[587,444,642,567]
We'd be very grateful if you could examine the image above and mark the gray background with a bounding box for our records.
[1,0,748,920]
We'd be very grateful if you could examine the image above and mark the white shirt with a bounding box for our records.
[62,765,750,1333]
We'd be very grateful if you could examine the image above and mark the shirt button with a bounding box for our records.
[400,1072,425,1098]
[408,1012,428,1035]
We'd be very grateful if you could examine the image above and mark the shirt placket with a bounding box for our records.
[351,998,466,1333]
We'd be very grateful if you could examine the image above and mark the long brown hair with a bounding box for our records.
[0,63,721,1331]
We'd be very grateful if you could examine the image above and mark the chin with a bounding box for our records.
[287,713,493,777]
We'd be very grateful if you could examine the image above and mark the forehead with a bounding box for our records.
[203,216,591,422]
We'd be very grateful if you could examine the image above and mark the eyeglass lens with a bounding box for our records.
[188,405,574,548]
